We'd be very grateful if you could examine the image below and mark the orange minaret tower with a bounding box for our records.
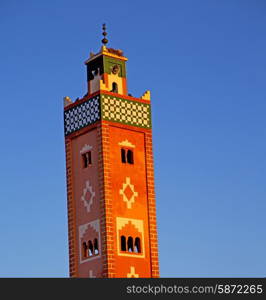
[64,25,159,278]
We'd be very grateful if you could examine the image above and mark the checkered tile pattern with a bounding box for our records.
[101,95,151,128]
[64,96,100,135]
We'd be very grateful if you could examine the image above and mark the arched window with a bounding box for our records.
[111,82,118,93]
[134,237,141,253]
[127,149,134,164]
[127,236,133,252]
[82,242,88,258]
[121,149,126,163]
[94,238,99,255]
[121,235,126,251]
[121,148,134,164]
[88,240,93,256]
[82,151,92,168]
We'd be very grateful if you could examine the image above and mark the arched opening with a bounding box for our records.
[88,240,93,256]
[121,149,126,163]
[127,149,134,164]
[134,237,141,253]
[111,82,118,93]
[82,151,92,168]
[82,242,88,258]
[94,238,99,255]
[121,235,126,251]
[127,236,133,252]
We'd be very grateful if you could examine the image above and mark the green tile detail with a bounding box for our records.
[103,56,126,77]
[100,94,152,129]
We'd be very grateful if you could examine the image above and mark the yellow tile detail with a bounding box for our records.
[127,266,139,278]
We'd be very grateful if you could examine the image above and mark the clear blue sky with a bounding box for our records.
[0,0,265,277]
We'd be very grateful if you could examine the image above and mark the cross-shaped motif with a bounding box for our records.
[127,266,139,278]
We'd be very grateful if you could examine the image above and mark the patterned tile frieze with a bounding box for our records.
[64,95,100,136]
[64,93,151,136]
[101,94,151,129]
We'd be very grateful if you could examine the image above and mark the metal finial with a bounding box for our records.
[101,23,108,45]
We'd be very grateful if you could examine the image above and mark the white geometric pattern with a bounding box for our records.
[81,180,95,213]
[101,94,151,128]
[119,177,138,209]
[118,139,135,148]
[64,96,100,135]
[80,144,93,154]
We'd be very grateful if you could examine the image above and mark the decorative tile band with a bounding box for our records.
[64,93,151,136]
[101,94,151,129]
[64,95,100,136]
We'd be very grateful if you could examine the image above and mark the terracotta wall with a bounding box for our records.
[71,128,103,277]
[108,125,152,277]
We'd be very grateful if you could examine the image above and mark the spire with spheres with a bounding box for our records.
[101,23,108,46]
[86,23,125,62]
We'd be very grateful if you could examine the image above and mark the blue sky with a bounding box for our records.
[0,0,265,277]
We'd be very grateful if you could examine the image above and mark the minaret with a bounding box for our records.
[64,25,159,278]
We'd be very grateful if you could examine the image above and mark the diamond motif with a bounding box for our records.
[119,177,138,209]
[81,180,95,212]
[124,185,134,200]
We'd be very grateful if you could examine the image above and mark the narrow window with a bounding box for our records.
[82,153,88,168]
[94,238,99,255]
[82,242,88,258]
[121,149,134,164]
[127,149,134,164]
[87,151,92,165]
[134,237,141,253]
[88,240,93,256]
[82,151,92,168]
[121,235,126,251]
[121,149,126,163]
[111,82,118,93]
[127,236,133,252]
